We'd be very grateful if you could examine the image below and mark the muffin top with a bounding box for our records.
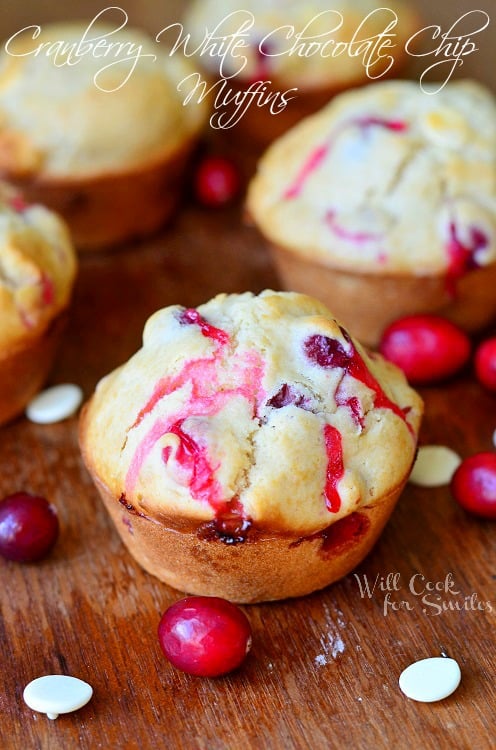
[0,23,207,179]
[82,291,422,535]
[247,80,496,277]
[184,0,418,88]
[0,184,77,349]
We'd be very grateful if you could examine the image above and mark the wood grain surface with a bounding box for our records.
[1,2,495,749]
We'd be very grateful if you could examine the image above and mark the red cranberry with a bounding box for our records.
[450,453,496,519]
[379,315,471,384]
[0,493,59,562]
[474,337,496,392]
[194,156,240,207]
[158,596,252,677]
[267,383,309,409]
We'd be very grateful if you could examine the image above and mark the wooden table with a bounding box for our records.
[1,2,495,748]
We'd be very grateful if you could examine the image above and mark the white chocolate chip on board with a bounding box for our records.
[408,446,462,487]
[23,675,93,720]
[26,384,83,424]
[399,657,461,703]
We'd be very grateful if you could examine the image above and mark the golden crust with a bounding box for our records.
[9,137,198,251]
[0,312,67,426]
[80,424,409,603]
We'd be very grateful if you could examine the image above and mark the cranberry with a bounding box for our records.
[194,156,240,207]
[0,493,59,562]
[158,596,252,677]
[379,315,471,384]
[474,337,496,392]
[450,453,496,519]
[267,383,308,409]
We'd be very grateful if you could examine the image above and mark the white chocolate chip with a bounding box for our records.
[409,446,462,487]
[492,429,496,448]
[23,675,93,719]
[421,108,469,148]
[399,657,461,702]
[26,384,83,424]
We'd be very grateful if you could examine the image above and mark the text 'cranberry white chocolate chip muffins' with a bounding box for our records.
[183,0,420,149]
[79,291,422,603]
[0,21,208,251]
[0,183,77,425]
[246,80,496,346]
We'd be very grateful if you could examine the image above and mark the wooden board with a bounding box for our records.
[1,1,495,748]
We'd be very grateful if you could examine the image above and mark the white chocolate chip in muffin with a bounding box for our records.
[420,108,470,148]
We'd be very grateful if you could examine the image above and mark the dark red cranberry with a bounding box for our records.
[304,334,350,369]
[379,315,471,384]
[158,596,252,677]
[0,493,59,562]
[198,504,252,545]
[474,337,496,392]
[450,453,496,519]
[267,384,308,409]
[194,156,240,207]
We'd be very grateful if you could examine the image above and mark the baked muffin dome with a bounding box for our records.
[0,184,76,347]
[183,0,419,149]
[0,23,208,249]
[247,80,496,343]
[0,23,205,179]
[80,291,422,602]
[0,183,76,424]
[185,0,418,91]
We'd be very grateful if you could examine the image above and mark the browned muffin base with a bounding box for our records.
[8,141,197,252]
[270,242,496,347]
[80,420,408,602]
[0,313,66,426]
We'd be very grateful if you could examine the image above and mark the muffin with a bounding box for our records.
[79,291,422,603]
[0,183,77,425]
[0,22,208,250]
[183,0,419,149]
[247,80,496,346]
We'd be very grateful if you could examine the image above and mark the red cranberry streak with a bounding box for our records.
[17,273,54,330]
[304,329,412,433]
[131,310,229,430]
[9,195,27,212]
[304,328,413,513]
[178,308,229,344]
[284,117,408,199]
[162,419,223,509]
[290,511,370,555]
[325,209,384,245]
[446,222,487,294]
[40,273,54,306]
[125,310,266,516]
[323,424,344,513]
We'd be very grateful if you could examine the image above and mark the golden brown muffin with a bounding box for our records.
[0,23,208,250]
[0,184,77,425]
[183,0,420,149]
[247,80,496,346]
[80,291,422,602]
